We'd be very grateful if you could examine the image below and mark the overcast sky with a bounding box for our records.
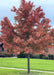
[0,0,54,28]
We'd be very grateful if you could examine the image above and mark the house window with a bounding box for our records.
[0,47,4,52]
[2,47,4,51]
[46,48,48,51]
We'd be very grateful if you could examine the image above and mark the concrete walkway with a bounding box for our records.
[0,67,54,74]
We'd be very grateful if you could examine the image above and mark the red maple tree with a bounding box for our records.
[50,28,54,45]
[0,0,53,73]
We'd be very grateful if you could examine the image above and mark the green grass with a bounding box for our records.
[0,58,54,72]
[0,68,54,75]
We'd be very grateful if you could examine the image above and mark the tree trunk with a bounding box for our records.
[27,54,30,74]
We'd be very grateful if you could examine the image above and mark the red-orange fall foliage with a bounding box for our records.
[50,28,54,44]
[0,0,53,55]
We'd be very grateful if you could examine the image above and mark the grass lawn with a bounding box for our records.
[0,68,54,75]
[0,58,54,72]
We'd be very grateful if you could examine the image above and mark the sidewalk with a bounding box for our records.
[0,67,54,74]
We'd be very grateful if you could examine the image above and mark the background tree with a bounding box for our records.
[0,0,53,74]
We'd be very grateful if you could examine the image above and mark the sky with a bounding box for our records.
[0,0,54,28]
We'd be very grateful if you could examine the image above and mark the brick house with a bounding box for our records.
[0,43,7,54]
[0,43,14,57]
[0,43,4,53]
[48,47,54,55]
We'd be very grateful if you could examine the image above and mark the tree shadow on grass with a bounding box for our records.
[18,72,42,75]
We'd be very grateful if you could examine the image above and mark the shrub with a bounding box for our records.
[48,54,54,60]
[17,51,27,58]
